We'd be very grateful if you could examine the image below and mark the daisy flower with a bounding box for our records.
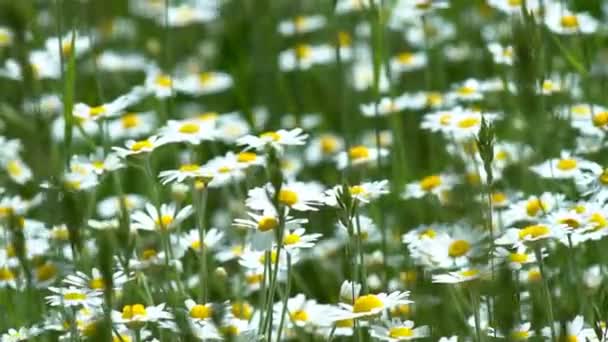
[97,194,146,218]
[281,228,322,251]
[158,163,208,185]
[63,267,129,292]
[305,133,344,164]
[46,286,102,307]
[180,228,224,252]
[335,145,389,170]
[334,291,412,320]
[234,208,307,250]
[544,8,599,35]
[488,42,514,65]
[72,87,145,121]
[542,316,597,341]
[185,299,215,325]
[370,319,429,341]
[160,118,217,145]
[390,51,427,74]
[237,128,308,153]
[175,70,233,96]
[113,135,168,158]
[245,182,324,212]
[495,223,564,247]
[108,111,157,141]
[3,159,32,185]
[360,96,410,117]
[112,303,173,326]
[131,202,193,231]
[530,152,598,179]
[279,44,341,71]
[494,245,538,270]
[145,69,175,98]
[487,0,540,15]
[402,173,459,200]
[278,15,327,36]
[273,294,329,330]
[324,180,389,207]
[502,193,564,226]
[432,267,485,284]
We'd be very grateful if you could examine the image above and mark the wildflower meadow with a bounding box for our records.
[2,0,608,341]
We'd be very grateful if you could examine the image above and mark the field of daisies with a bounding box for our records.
[2,0,608,341]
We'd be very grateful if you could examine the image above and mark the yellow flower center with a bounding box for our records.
[294,16,307,31]
[178,122,200,134]
[590,213,607,230]
[258,216,279,232]
[560,15,579,28]
[320,136,339,154]
[457,117,480,128]
[113,335,132,342]
[231,302,253,320]
[220,325,239,336]
[509,253,528,264]
[559,218,580,229]
[62,41,73,56]
[349,185,365,196]
[278,189,299,206]
[336,319,354,328]
[508,0,522,6]
[397,52,414,64]
[600,169,608,185]
[290,310,309,322]
[439,114,452,125]
[259,250,278,265]
[0,32,11,45]
[518,224,549,240]
[528,269,542,282]
[391,303,411,316]
[237,152,257,163]
[457,86,476,96]
[245,273,263,284]
[6,160,22,177]
[89,278,105,290]
[190,240,204,250]
[353,294,383,313]
[348,145,370,160]
[155,75,172,87]
[199,72,215,85]
[190,304,213,319]
[426,92,443,107]
[420,175,442,191]
[89,106,106,117]
[460,269,479,277]
[511,330,529,340]
[0,267,15,281]
[260,131,281,141]
[491,192,507,205]
[526,198,548,216]
[179,164,200,172]
[389,327,414,338]
[283,233,301,245]
[63,292,87,301]
[592,112,608,127]
[155,215,173,229]
[338,31,352,47]
[419,228,436,239]
[130,139,153,152]
[36,263,57,282]
[121,304,147,319]
[295,44,311,59]
[121,114,140,129]
[565,336,578,342]
[557,158,577,171]
[448,240,471,258]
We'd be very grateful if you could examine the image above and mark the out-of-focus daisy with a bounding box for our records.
[160,118,217,145]
[325,180,389,207]
[494,245,538,270]
[245,182,324,212]
[502,193,564,226]
[108,111,157,141]
[361,97,410,117]
[46,286,102,307]
[3,159,33,185]
[63,268,129,292]
[113,135,168,157]
[278,15,327,36]
[237,128,308,153]
[488,42,513,65]
[305,133,344,164]
[495,223,564,246]
[180,228,224,253]
[281,228,322,251]
[334,290,412,320]
[112,303,173,326]
[402,173,459,201]
[97,194,146,218]
[390,51,427,75]
[44,32,91,59]
[432,267,485,283]
[0,27,13,47]
[530,152,598,179]
[542,316,596,341]
[487,0,540,15]
[144,69,175,98]
[279,44,344,71]
[175,70,233,96]
[336,145,389,169]
[184,299,214,325]
[544,8,599,35]
[370,319,429,341]
[131,202,193,231]
[72,87,145,122]
[158,163,207,185]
